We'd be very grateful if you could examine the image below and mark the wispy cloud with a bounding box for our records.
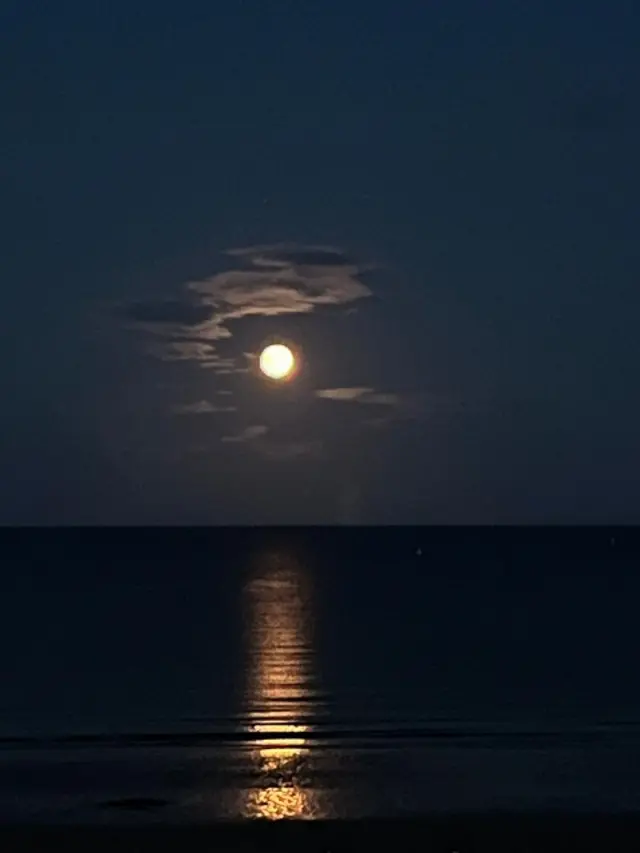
[148,341,216,362]
[316,387,371,401]
[315,386,467,431]
[221,425,268,443]
[173,400,237,415]
[315,387,400,405]
[227,245,357,268]
[362,392,401,405]
[125,243,372,373]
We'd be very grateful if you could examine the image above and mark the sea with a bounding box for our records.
[1,527,640,824]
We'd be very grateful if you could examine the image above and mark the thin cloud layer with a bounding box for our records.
[316,387,400,405]
[221,425,268,443]
[228,245,355,268]
[315,387,466,432]
[316,387,372,401]
[149,341,216,362]
[173,400,237,415]
[126,243,372,372]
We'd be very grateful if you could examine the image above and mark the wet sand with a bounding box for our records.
[2,815,640,852]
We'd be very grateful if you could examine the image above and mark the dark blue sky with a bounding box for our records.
[1,1,638,523]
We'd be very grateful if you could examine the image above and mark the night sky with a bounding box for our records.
[1,1,638,524]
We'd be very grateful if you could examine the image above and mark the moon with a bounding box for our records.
[259,344,296,381]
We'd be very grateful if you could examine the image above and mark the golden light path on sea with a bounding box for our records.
[242,549,323,819]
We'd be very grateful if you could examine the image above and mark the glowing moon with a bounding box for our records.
[259,344,295,381]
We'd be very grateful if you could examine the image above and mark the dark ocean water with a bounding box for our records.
[2,528,640,822]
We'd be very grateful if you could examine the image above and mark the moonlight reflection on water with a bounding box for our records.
[241,548,325,819]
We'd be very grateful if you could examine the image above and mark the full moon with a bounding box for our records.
[259,344,295,381]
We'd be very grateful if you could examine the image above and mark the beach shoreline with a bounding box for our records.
[2,814,640,852]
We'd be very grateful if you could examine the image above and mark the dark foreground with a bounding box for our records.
[2,816,640,853]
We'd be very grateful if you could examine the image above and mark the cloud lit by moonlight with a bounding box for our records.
[125,243,372,373]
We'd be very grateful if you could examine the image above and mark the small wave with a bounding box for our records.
[2,721,640,752]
